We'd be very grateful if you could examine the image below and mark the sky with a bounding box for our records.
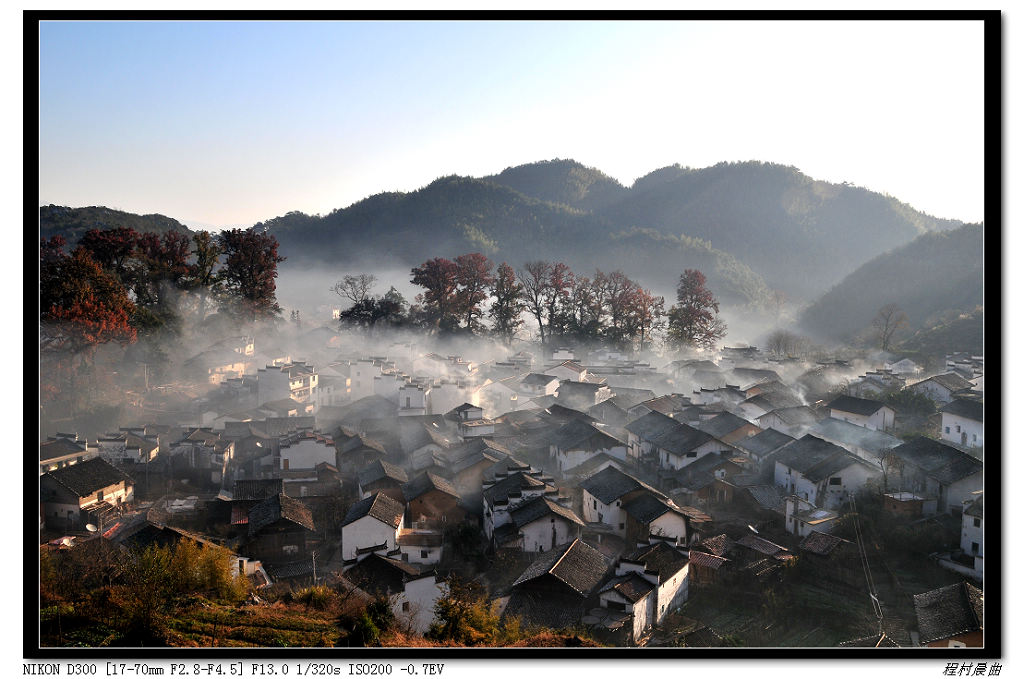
[38,19,986,228]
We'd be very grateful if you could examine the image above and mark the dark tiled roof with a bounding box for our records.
[550,419,623,451]
[599,573,655,603]
[733,428,795,459]
[579,466,649,505]
[891,437,983,484]
[345,553,425,596]
[736,534,788,557]
[651,422,715,456]
[687,550,729,570]
[357,459,409,488]
[521,373,559,387]
[827,395,888,417]
[624,410,682,439]
[502,588,587,630]
[232,478,283,501]
[342,492,405,528]
[511,495,583,528]
[773,435,850,475]
[809,418,902,455]
[744,485,785,512]
[913,582,983,644]
[512,539,609,596]
[697,412,755,439]
[799,531,851,556]
[562,452,625,479]
[621,492,676,525]
[697,534,735,557]
[625,541,688,583]
[483,471,552,504]
[40,437,86,460]
[248,493,315,536]
[43,458,131,497]
[919,372,974,392]
[759,406,821,427]
[402,472,460,502]
[940,399,984,422]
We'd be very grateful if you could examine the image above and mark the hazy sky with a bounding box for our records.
[38,19,986,228]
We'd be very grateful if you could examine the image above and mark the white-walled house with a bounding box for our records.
[482,470,557,541]
[939,399,984,449]
[784,495,839,537]
[827,395,895,432]
[397,528,444,566]
[40,457,134,530]
[344,554,443,635]
[340,492,406,562]
[599,540,690,644]
[885,437,983,514]
[773,435,881,510]
[548,419,627,473]
[509,496,584,553]
[947,492,984,581]
[278,431,336,472]
[257,362,319,408]
[580,467,672,539]
[906,373,974,405]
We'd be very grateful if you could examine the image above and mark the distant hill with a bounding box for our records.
[39,205,193,245]
[259,174,774,306]
[39,158,971,309]
[483,158,628,212]
[798,224,984,344]
[593,161,964,299]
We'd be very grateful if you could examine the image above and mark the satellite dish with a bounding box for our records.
[85,524,97,532]
[747,524,759,534]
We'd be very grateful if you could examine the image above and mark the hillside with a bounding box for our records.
[594,161,963,299]
[483,158,628,211]
[260,175,774,306]
[39,158,969,308]
[39,204,193,244]
[798,223,984,344]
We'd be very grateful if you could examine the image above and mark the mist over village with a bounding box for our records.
[34,18,988,654]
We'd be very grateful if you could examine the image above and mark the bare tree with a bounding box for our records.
[518,261,552,345]
[330,273,377,306]
[872,303,909,352]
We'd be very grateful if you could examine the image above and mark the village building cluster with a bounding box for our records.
[39,330,985,646]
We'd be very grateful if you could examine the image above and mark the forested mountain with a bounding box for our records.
[798,224,984,344]
[39,204,192,244]
[483,158,628,212]
[40,159,973,310]
[593,161,965,299]
[258,175,773,306]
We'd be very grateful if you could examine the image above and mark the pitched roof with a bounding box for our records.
[827,395,888,417]
[621,492,678,525]
[799,531,852,556]
[342,492,405,528]
[599,573,655,603]
[40,437,86,461]
[918,372,974,392]
[809,417,902,455]
[773,435,855,477]
[624,410,681,440]
[744,485,785,512]
[732,428,795,459]
[625,541,688,583]
[483,471,554,504]
[650,422,715,456]
[232,478,284,501]
[357,459,409,488]
[43,457,132,497]
[511,539,609,596]
[696,411,755,439]
[940,398,984,422]
[891,437,983,484]
[687,549,730,571]
[550,419,624,451]
[344,553,426,595]
[697,533,735,557]
[580,466,656,505]
[736,534,788,557]
[511,495,583,528]
[248,493,315,536]
[521,373,560,387]
[913,582,983,644]
[964,493,983,519]
[401,472,460,502]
